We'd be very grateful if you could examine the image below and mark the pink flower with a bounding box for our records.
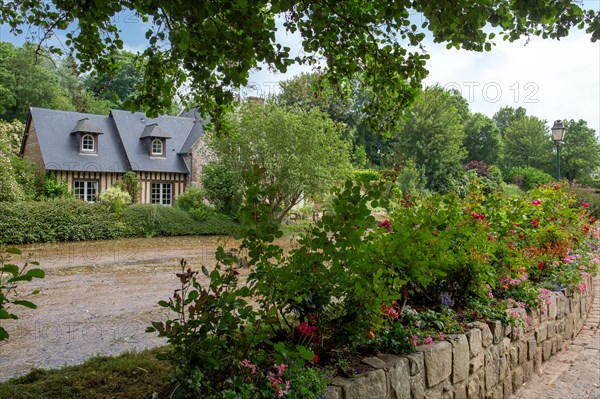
[583,202,589,208]
[532,199,542,205]
[532,218,539,228]
[438,332,445,341]
[242,359,258,374]
[274,363,288,377]
[423,336,434,345]
[412,334,419,347]
[508,229,516,234]
[296,322,317,337]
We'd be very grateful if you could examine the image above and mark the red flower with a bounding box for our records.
[519,233,525,239]
[532,218,539,228]
[554,185,560,190]
[313,353,319,364]
[582,202,589,208]
[538,261,544,270]
[532,199,542,205]
[379,219,391,229]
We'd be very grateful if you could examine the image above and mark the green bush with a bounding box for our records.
[113,172,141,204]
[352,169,380,183]
[201,162,243,219]
[187,203,215,222]
[41,173,70,199]
[99,186,131,215]
[122,204,239,237]
[570,183,600,218]
[506,166,554,191]
[175,187,205,211]
[0,199,122,244]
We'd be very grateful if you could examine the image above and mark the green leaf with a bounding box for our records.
[0,264,19,276]
[0,326,8,341]
[13,300,37,309]
[24,269,45,279]
[5,247,21,255]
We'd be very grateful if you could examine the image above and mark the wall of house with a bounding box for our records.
[54,170,124,196]
[138,171,187,204]
[21,121,45,173]
[326,275,595,399]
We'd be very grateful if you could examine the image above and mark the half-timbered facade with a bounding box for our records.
[20,107,205,205]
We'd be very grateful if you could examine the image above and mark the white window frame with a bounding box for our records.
[81,134,95,152]
[151,182,172,206]
[151,138,164,156]
[73,180,98,203]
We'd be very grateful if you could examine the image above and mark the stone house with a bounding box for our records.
[20,107,206,205]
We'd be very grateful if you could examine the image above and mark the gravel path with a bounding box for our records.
[0,235,273,382]
[511,275,600,399]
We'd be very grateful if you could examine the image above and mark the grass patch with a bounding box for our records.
[280,219,312,236]
[0,347,172,399]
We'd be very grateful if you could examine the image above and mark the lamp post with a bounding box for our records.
[551,120,566,181]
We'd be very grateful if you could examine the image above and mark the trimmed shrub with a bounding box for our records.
[0,199,122,244]
[122,204,239,237]
[353,169,380,183]
[187,203,215,222]
[99,186,131,215]
[506,166,554,191]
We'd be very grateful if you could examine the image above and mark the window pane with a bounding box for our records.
[152,139,162,155]
[82,135,94,151]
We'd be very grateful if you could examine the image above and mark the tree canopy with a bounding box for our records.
[2,1,598,131]
[205,102,352,219]
[559,119,600,182]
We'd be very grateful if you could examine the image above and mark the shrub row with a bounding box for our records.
[0,200,239,244]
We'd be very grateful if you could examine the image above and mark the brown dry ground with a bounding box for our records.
[0,235,297,382]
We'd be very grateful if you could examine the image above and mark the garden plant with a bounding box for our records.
[149,178,598,398]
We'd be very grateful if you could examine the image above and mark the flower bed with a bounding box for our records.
[147,180,599,398]
[325,274,595,399]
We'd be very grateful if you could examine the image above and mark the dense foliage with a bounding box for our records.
[2,1,598,129]
[149,178,598,397]
[0,200,239,244]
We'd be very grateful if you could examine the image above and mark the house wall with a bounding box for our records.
[54,170,124,196]
[138,171,187,204]
[21,121,45,174]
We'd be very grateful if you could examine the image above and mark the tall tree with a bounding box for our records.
[395,86,466,193]
[464,112,503,165]
[559,119,600,182]
[502,116,552,172]
[493,106,527,137]
[3,1,597,129]
[206,102,352,220]
[84,50,144,109]
[0,42,73,122]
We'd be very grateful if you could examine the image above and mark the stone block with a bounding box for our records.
[498,356,509,381]
[512,366,524,390]
[486,320,504,344]
[534,347,542,373]
[467,376,482,399]
[527,339,537,361]
[484,351,499,392]
[542,340,552,361]
[492,385,503,399]
[470,353,484,375]
[509,346,518,367]
[551,337,557,355]
[448,334,469,383]
[336,370,388,399]
[417,341,453,388]
[388,357,411,399]
[411,374,426,399]
[518,340,528,364]
[503,377,513,399]
[362,356,387,370]
[523,360,533,381]
[548,293,558,320]
[326,386,344,399]
[546,321,555,338]
[535,324,547,343]
[467,328,483,357]
[467,322,493,348]
[406,352,424,376]
[454,382,468,399]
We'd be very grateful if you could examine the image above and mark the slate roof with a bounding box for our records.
[24,107,205,174]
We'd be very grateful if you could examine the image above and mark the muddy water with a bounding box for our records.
[0,235,296,382]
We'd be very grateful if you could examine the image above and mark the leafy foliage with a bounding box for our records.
[506,166,555,191]
[175,187,205,212]
[113,171,141,204]
[0,246,45,341]
[206,102,352,220]
[4,1,597,131]
[201,162,243,219]
[99,186,132,215]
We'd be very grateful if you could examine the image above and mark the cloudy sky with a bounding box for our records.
[2,5,598,133]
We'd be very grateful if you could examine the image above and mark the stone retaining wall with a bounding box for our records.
[327,277,595,399]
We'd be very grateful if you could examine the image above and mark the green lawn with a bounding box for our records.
[0,348,172,399]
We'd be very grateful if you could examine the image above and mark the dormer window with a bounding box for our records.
[70,118,103,155]
[151,138,164,156]
[140,123,171,159]
[82,134,95,152]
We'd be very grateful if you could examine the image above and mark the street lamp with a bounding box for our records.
[551,120,566,181]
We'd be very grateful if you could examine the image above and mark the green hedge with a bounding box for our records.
[0,201,240,244]
[0,199,122,244]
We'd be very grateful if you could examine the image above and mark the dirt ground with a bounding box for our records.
[0,235,297,382]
